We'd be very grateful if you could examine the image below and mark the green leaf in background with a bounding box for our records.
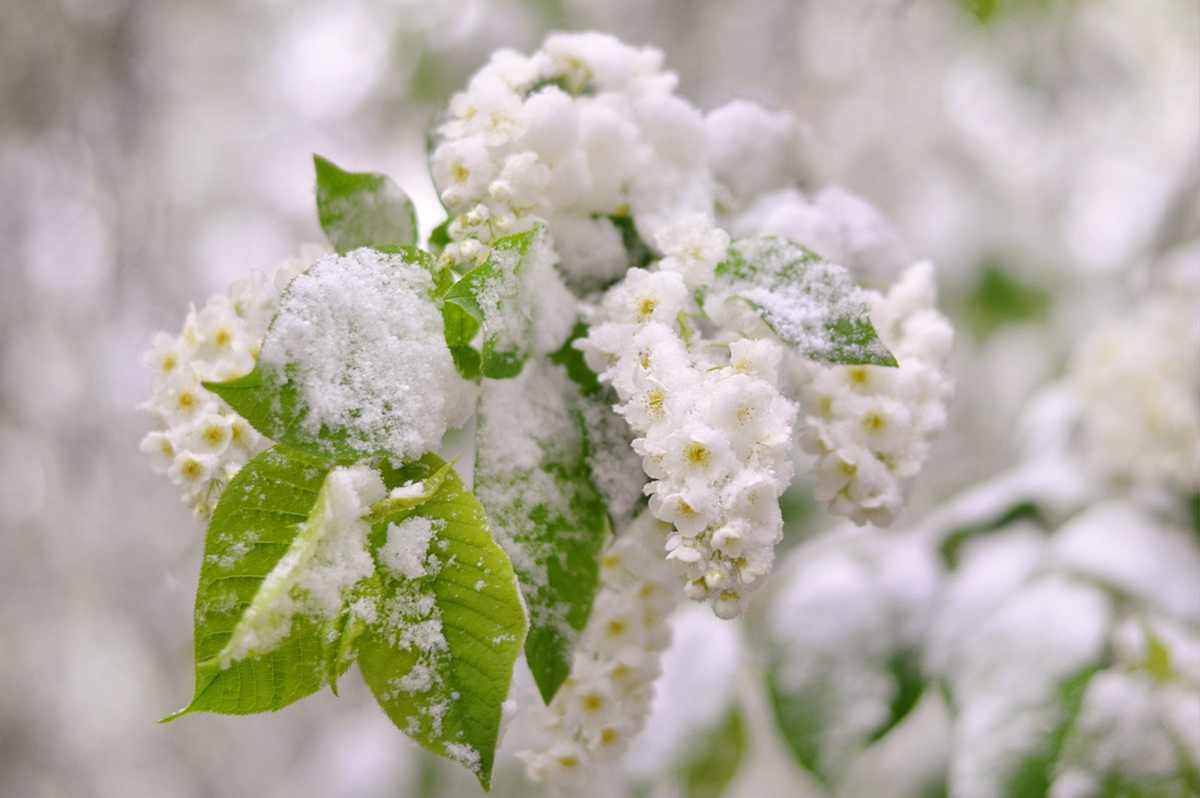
[206,247,454,462]
[474,358,610,703]
[681,707,747,798]
[314,154,418,253]
[708,237,898,367]
[961,262,1052,341]
[443,226,548,379]
[164,445,336,719]
[357,453,526,792]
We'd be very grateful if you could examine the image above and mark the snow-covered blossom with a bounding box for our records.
[139,245,324,518]
[790,262,954,526]
[429,32,713,273]
[518,511,676,784]
[581,266,798,619]
[1069,279,1200,493]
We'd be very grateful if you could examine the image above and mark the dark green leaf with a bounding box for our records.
[709,237,897,367]
[475,359,610,703]
[358,453,526,791]
[314,154,418,253]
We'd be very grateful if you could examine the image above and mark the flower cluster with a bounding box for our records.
[1069,281,1200,493]
[139,247,321,518]
[580,225,799,619]
[428,32,717,281]
[518,511,676,783]
[790,262,955,526]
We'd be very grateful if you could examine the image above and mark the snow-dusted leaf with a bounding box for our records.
[164,446,380,719]
[475,358,611,703]
[707,237,897,367]
[443,225,551,379]
[1051,669,1199,798]
[943,574,1112,798]
[314,154,418,253]
[763,530,939,786]
[207,247,471,462]
[357,453,526,792]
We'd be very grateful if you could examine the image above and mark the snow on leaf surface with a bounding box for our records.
[446,220,549,376]
[474,359,609,703]
[944,574,1112,798]
[314,154,418,253]
[706,237,897,367]
[356,453,526,792]
[166,445,382,718]
[206,247,473,462]
[763,529,939,786]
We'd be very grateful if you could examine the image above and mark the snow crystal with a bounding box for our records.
[379,516,438,580]
[218,463,384,667]
[259,248,475,459]
[444,742,481,774]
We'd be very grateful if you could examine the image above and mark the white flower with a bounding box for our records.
[655,214,730,289]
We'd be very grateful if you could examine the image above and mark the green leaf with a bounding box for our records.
[681,707,747,798]
[443,225,549,379]
[205,247,453,462]
[708,237,898,367]
[357,453,527,791]
[164,445,344,719]
[441,300,483,382]
[475,358,610,703]
[428,218,452,257]
[314,154,418,253]
[961,263,1052,341]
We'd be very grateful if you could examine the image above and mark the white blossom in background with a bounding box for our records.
[518,511,676,784]
[1069,269,1200,493]
[139,245,324,518]
[790,262,955,527]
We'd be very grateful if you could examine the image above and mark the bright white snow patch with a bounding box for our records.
[259,247,475,458]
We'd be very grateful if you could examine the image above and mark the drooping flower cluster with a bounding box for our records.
[139,246,322,517]
[1069,274,1200,493]
[580,221,799,619]
[429,33,718,282]
[790,262,955,526]
[518,511,676,783]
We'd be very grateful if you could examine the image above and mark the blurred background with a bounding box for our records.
[1,0,1196,796]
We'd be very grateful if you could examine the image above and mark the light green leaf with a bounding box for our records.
[315,154,418,253]
[707,237,897,367]
[205,247,455,462]
[164,445,341,719]
[357,453,527,792]
[443,225,549,379]
[681,707,747,798]
[475,358,610,703]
